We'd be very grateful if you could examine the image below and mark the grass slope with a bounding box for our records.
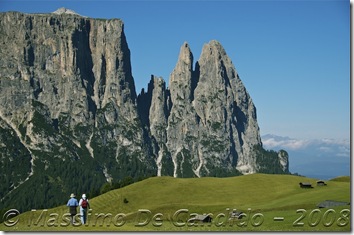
[329,176,350,182]
[1,174,350,232]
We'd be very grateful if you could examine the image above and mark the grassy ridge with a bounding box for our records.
[329,176,350,182]
[0,174,350,231]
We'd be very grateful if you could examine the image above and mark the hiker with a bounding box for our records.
[79,193,90,224]
[66,193,79,224]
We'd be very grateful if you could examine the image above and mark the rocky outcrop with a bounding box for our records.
[166,42,200,177]
[0,9,289,212]
[138,76,171,176]
[53,7,82,16]
[144,41,264,177]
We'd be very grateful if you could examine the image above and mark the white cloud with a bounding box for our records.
[336,146,350,157]
[320,138,349,145]
[262,134,350,158]
[318,146,331,152]
[262,137,310,150]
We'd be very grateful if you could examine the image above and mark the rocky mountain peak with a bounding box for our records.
[52,7,81,16]
[202,40,226,55]
[170,42,194,82]
[179,42,193,66]
[169,41,196,103]
[199,40,232,72]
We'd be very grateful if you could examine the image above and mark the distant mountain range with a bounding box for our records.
[262,134,350,180]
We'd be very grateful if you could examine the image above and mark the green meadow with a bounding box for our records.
[0,174,350,232]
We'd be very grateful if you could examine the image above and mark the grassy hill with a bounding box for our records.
[0,174,350,231]
[329,176,350,182]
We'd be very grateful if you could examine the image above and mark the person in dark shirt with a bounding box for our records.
[66,193,79,225]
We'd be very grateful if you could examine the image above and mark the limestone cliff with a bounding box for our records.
[0,10,155,212]
[142,41,275,177]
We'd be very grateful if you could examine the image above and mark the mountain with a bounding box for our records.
[262,134,350,179]
[0,9,288,212]
[138,41,291,177]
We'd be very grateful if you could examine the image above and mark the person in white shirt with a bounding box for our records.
[79,193,90,224]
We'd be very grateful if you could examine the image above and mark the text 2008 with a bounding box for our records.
[293,209,350,227]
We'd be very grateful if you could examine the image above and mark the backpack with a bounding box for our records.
[81,199,88,208]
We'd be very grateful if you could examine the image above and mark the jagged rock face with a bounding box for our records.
[141,41,284,177]
[0,11,154,211]
[159,41,262,177]
[278,150,289,172]
[138,76,170,176]
[195,40,262,175]
[0,9,289,212]
[166,43,200,177]
[0,11,137,124]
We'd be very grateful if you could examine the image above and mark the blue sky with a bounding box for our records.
[1,0,350,141]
